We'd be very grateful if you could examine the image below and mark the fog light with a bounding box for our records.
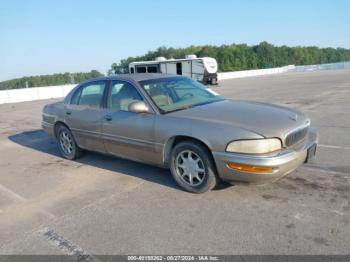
[227,163,273,174]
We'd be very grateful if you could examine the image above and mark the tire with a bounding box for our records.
[170,141,219,193]
[56,125,83,160]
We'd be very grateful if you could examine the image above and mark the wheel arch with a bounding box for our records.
[163,135,215,168]
[54,121,70,138]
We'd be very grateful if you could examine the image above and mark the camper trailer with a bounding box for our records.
[129,55,218,85]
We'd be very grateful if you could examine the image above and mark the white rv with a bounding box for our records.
[129,55,218,85]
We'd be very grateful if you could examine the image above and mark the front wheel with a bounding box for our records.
[170,141,219,193]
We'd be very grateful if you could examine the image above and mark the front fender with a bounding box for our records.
[155,115,263,165]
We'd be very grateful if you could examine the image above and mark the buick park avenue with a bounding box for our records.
[42,74,318,193]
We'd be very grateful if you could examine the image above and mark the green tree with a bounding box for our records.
[108,42,350,74]
[0,70,104,90]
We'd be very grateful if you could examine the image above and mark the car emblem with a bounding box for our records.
[289,114,298,121]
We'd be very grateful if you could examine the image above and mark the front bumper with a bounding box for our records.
[42,121,55,138]
[212,128,318,184]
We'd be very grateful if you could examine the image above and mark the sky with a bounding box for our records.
[1,0,350,81]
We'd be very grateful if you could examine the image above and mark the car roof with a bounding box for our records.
[88,73,184,83]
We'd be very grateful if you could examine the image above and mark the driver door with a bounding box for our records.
[101,80,161,165]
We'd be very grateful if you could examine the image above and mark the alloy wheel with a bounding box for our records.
[175,150,206,186]
[59,131,73,155]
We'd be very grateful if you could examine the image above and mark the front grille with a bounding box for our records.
[285,126,309,147]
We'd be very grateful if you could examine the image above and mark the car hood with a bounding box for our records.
[169,100,309,138]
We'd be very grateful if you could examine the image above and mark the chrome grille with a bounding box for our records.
[285,126,309,147]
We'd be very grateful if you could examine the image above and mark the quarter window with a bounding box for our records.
[108,81,143,111]
[70,88,82,105]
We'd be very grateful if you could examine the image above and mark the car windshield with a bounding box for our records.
[139,77,224,113]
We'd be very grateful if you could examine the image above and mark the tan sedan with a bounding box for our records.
[42,74,318,193]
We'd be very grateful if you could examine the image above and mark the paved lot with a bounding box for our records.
[0,70,349,255]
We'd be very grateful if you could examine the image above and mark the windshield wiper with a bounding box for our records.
[166,104,195,113]
[192,99,225,108]
[165,99,225,114]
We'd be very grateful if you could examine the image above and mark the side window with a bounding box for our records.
[147,66,158,73]
[130,67,135,74]
[136,67,146,73]
[76,82,106,108]
[108,81,143,111]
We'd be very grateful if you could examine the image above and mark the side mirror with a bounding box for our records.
[128,101,150,114]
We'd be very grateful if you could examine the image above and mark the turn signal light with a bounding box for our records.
[227,163,273,174]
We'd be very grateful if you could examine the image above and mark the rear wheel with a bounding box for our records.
[170,141,218,193]
[57,125,83,160]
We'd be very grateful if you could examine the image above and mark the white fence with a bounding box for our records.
[0,66,297,104]
[294,61,350,72]
[0,84,76,104]
[217,65,295,80]
[2,61,350,105]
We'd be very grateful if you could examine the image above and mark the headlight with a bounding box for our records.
[226,138,282,154]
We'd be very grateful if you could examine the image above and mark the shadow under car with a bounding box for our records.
[8,129,232,192]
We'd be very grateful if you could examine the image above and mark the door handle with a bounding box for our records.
[104,115,112,121]
[66,111,72,115]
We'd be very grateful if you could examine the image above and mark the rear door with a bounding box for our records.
[65,80,107,153]
[101,80,161,165]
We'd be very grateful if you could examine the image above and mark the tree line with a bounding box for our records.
[2,42,350,90]
[0,70,103,90]
[110,42,350,73]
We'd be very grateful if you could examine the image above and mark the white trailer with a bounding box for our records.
[129,55,218,84]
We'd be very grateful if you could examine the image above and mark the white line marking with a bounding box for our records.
[37,208,56,220]
[314,207,344,216]
[330,210,344,216]
[319,144,350,150]
[294,213,304,220]
[0,183,55,219]
[0,183,26,202]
